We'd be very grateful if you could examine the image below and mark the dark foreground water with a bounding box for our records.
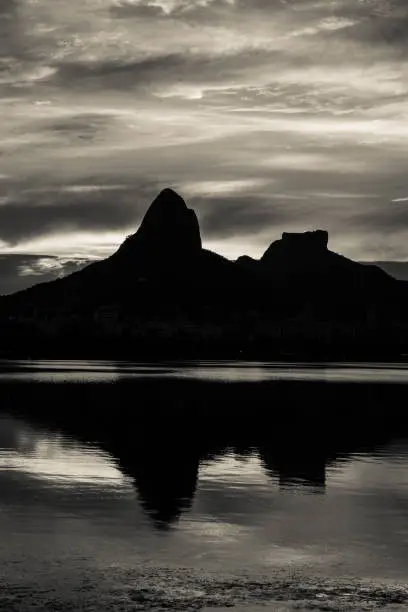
[2,361,408,611]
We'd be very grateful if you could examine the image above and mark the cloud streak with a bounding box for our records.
[0,254,90,295]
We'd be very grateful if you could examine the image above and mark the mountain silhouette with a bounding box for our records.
[259,229,392,293]
[114,187,202,270]
[0,188,248,314]
[236,225,401,323]
[0,187,407,358]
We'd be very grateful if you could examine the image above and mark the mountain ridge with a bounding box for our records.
[2,187,395,297]
[0,187,407,359]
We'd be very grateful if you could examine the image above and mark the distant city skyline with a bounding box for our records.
[1,0,408,292]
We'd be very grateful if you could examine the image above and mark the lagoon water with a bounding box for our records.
[1,361,408,611]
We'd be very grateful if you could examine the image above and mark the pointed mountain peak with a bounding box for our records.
[141,187,189,227]
[157,187,184,200]
[114,188,202,268]
[149,187,187,210]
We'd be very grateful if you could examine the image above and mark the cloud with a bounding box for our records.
[0,187,137,245]
[110,1,168,18]
[353,203,408,234]
[0,0,407,266]
[0,254,91,295]
[44,113,116,142]
[392,197,408,203]
[51,54,191,91]
[0,0,17,15]
[48,47,307,97]
[0,179,164,246]
[336,0,408,47]
[194,193,312,240]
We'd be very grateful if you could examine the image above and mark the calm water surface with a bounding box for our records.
[1,361,408,611]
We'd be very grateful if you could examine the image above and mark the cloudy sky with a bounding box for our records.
[1,0,408,292]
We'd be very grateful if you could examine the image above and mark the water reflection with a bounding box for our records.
[116,446,199,530]
[259,448,327,493]
[2,359,408,384]
[3,365,408,610]
[107,445,337,527]
[1,413,407,531]
[1,365,408,533]
[0,416,131,498]
[0,416,317,527]
[2,411,408,544]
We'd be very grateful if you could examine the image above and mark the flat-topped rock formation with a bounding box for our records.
[262,230,329,263]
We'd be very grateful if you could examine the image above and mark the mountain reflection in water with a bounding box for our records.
[4,364,408,611]
[2,364,408,530]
